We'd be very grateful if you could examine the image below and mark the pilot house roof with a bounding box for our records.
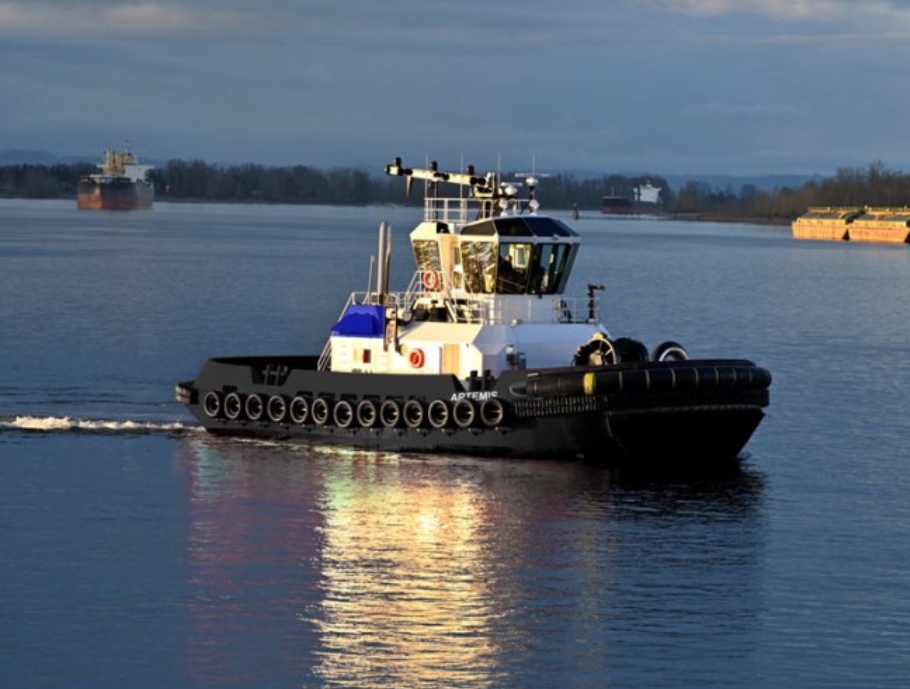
[460,216,578,239]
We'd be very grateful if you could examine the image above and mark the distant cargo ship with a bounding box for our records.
[77,147,154,210]
[601,181,663,216]
[792,207,910,244]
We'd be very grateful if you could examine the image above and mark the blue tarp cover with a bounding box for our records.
[331,304,384,337]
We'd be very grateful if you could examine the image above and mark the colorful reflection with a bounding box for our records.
[313,456,501,687]
[179,438,508,687]
[178,437,763,688]
[180,438,324,685]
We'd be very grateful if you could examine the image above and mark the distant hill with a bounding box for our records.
[553,168,823,194]
[664,173,823,193]
[0,149,96,165]
[0,149,180,169]
[1,150,59,165]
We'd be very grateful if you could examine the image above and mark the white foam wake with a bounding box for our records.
[2,416,198,434]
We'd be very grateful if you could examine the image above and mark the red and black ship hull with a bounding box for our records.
[77,178,154,210]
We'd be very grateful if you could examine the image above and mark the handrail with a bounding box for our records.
[327,284,600,327]
[317,293,358,371]
[423,196,501,227]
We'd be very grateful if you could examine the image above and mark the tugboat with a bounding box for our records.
[175,158,771,468]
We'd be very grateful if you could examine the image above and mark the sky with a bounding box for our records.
[3,0,910,177]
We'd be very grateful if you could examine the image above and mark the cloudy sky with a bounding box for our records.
[3,0,910,176]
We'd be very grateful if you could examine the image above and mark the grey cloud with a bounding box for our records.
[3,0,910,175]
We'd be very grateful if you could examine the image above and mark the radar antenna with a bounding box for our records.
[515,156,549,214]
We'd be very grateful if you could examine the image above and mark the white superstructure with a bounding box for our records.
[324,159,609,381]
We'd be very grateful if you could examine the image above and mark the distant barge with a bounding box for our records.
[77,146,154,211]
[792,207,910,244]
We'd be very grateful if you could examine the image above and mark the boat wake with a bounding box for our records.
[0,415,201,435]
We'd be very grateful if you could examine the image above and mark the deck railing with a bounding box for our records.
[422,196,508,228]
[338,283,601,328]
[317,271,602,370]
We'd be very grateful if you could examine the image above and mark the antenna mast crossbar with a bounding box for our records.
[385,157,500,198]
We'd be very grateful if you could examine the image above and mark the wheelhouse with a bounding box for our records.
[410,209,580,298]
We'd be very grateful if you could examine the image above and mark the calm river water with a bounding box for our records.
[1,199,909,688]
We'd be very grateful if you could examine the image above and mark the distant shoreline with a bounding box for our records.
[0,193,795,226]
[666,212,791,226]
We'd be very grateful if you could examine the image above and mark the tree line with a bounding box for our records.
[2,159,908,221]
[0,160,396,206]
[669,161,910,222]
[0,159,670,209]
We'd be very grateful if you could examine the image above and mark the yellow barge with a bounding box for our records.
[791,207,863,241]
[792,207,910,244]
[847,208,910,244]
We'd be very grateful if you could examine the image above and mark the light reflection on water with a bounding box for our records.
[315,453,501,687]
[178,436,765,688]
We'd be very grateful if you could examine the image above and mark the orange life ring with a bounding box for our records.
[409,348,425,368]
[422,270,440,290]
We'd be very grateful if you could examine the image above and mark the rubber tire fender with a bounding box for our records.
[203,391,221,418]
[267,395,287,423]
[403,399,425,428]
[245,393,264,421]
[480,397,506,427]
[289,396,309,424]
[380,399,401,428]
[333,400,354,428]
[453,399,476,428]
[356,399,379,427]
[224,392,243,420]
[613,337,649,363]
[311,397,331,426]
[427,399,450,429]
[651,340,689,362]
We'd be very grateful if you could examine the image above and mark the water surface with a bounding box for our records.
[2,200,909,688]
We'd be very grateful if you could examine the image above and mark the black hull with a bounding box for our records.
[176,356,770,469]
[601,198,661,216]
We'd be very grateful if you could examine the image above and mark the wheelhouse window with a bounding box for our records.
[457,234,577,296]
[529,243,572,295]
[412,240,442,275]
[461,241,497,294]
[489,242,575,295]
[496,243,532,294]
